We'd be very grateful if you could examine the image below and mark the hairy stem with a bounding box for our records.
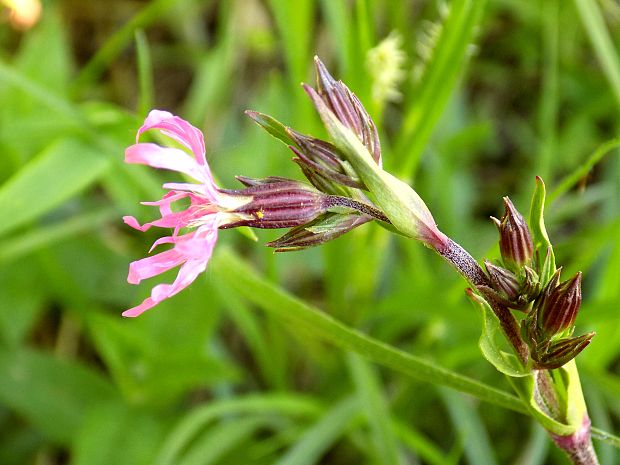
[325,195,391,222]
[436,237,488,286]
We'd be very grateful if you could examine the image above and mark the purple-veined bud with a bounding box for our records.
[267,213,372,251]
[304,59,447,249]
[532,332,595,370]
[287,129,365,192]
[538,271,582,337]
[313,56,382,166]
[220,177,329,229]
[484,260,520,300]
[491,197,534,270]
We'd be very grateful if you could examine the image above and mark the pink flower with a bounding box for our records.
[123,110,249,317]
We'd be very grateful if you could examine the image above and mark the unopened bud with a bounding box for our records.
[492,197,534,270]
[304,81,447,250]
[484,261,520,300]
[267,213,372,251]
[313,56,382,166]
[533,332,595,370]
[221,177,328,229]
[287,129,365,192]
[539,271,582,337]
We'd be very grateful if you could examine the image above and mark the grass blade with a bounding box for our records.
[348,353,402,465]
[274,397,359,465]
[395,0,487,177]
[574,0,620,106]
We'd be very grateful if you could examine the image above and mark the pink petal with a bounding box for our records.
[124,215,153,232]
[127,248,185,284]
[123,227,218,317]
[123,214,181,232]
[122,257,209,318]
[125,143,208,183]
[122,297,158,317]
[162,182,212,197]
[138,110,206,166]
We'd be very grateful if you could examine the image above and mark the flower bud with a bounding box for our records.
[221,177,329,229]
[313,56,382,166]
[492,197,534,270]
[287,129,365,192]
[267,213,372,251]
[484,260,520,300]
[533,332,595,370]
[304,81,447,250]
[538,271,582,337]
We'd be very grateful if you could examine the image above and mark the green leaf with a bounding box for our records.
[267,0,313,88]
[548,137,620,204]
[395,0,488,177]
[467,291,529,377]
[574,0,620,106]
[505,362,589,438]
[135,30,154,117]
[440,389,498,465]
[72,402,165,465]
[177,417,268,465]
[348,353,402,465]
[392,419,451,465]
[72,0,179,92]
[88,309,237,405]
[0,260,46,346]
[15,6,72,95]
[0,207,116,265]
[245,111,297,147]
[155,394,323,465]
[529,176,556,284]
[0,348,118,444]
[563,360,588,430]
[274,397,360,465]
[0,139,110,237]
[212,247,526,413]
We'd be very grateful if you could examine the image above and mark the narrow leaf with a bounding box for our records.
[528,176,556,282]
[348,353,402,465]
[245,111,297,147]
[0,348,118,444]
[0,139,110,237]
[212,247,526,413]
[274,397,359,465]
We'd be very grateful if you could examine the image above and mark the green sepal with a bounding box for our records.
[529,176,556,284]
[236,226,258,242]
[466,290,529,378]
[245,111,296,147]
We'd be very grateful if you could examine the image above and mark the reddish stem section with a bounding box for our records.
[551,416,599,465]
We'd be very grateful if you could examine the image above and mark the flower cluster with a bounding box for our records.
[479,198,594,369]
[123,58,445,316]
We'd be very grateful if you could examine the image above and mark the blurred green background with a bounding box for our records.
[1,0,619,464]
